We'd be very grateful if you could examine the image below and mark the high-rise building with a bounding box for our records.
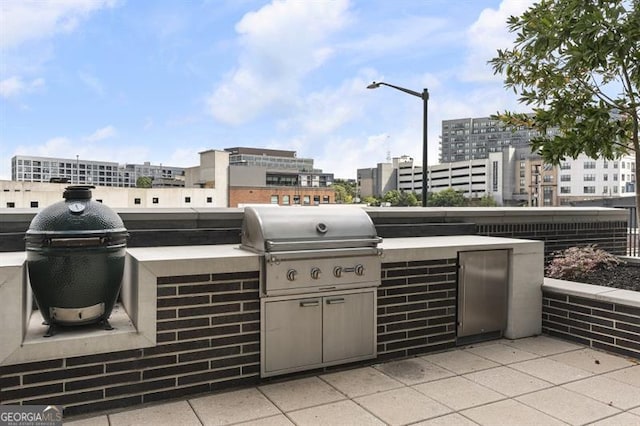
[439,116,558,163]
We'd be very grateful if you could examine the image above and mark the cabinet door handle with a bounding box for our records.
[299,300,320,307]
[326,298,345,305]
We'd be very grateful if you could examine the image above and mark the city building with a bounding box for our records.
[0,180,225,208]
[439,116,559,163]
[555,154,636,205]
[357,162,397,198]
[186,148,335,207]
[11,155,185,188]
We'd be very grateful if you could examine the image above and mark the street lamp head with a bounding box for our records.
[367,81,382,89]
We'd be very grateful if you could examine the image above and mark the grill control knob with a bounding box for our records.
[355,264,365,276]
[310,267,321,279]
[333,266,343,278]
[286,269,297,281]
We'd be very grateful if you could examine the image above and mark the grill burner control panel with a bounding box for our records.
[263,253,380,296]
[286,264,365,281]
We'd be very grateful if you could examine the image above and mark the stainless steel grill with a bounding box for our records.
[240,206,383,377]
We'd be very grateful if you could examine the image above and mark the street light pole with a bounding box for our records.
[367,81,429,207]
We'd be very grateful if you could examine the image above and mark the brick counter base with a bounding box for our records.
[1,259,461,417]
[542,290,640,359]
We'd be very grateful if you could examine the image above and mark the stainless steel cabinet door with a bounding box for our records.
[264,298,322,373]
[458,250,509,338]
[322,291,375,363]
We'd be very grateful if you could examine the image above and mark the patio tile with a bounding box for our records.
[603,364,640,388]
[502,335,583,356]
[461,399,566,426]
[562,375,640,410]
[235,414,295,425]
[549,348,636,373]
[190,388,281,426]
[422,349,499,374]
[108,401,201,426]
[355,386,451,426]
[413,376,505,411]
[464,343,538,365]
[319,366,403,398]
[287,400,385,425]
[590,412,640,426]
[64,415,109,426]
[509,357,593,385]
[410,413,479,426]
[374,357,455,385]
[463,366,553,397]
[516,387,620,425]
[258,376,345,412]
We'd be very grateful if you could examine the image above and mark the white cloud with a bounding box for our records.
[0,0,117,50]
[12,135,151,166]
[286,75,370,136]
[84,125,117,142]
[460,0,535,82]
[166,147,204,168]
[206,0,350,125]
[78,71,105,96]
[0,76,44,98]
[342,15,449,60]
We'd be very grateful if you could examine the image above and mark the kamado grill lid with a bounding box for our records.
[240,206,381,252]
[26,185,127,248]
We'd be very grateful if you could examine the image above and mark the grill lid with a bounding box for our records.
[240,206,381,252]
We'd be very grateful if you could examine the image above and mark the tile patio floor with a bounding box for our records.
[64,336,640,426]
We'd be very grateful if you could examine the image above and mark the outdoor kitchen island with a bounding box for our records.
[0,235,543,416]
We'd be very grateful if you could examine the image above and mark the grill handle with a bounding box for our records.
[265,237,382,252]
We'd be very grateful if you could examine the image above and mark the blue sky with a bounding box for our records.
[0,0,535,180]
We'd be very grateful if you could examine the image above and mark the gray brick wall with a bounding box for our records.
[377,259,458,360]
[477,221,628,262]
[0,270,261,416]
[542,291,640,359]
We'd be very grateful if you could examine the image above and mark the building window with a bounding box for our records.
[614,174,618,181]
[134,198,141,205]
[206,197,213,203]
[6,202,15,208]
[322,195,330,203]
[543,175,553,183]
[492,161,499,192]
[313,195,320,205]
[603,160,608,168]
[30,201,39,208]
[614,161,619,168]
[613,186,619,193]
[603,174,608,181]
[282,195,290,205]
[153,197,159,204]
[303,195,311,205]
[560,162,571,170]
[583,186,596,194]
[560,175,571,182]
[584,174,596,181]
[560,186,571,194]
[185,197,191,203]
[584,161,596,169]
[270,195,279,204]
[293,195,300,205]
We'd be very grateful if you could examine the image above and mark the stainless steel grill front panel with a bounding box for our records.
[239,205,382,377]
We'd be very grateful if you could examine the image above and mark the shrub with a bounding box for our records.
[545,245,621,281]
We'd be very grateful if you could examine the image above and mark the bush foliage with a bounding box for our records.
[545,245,621,281]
